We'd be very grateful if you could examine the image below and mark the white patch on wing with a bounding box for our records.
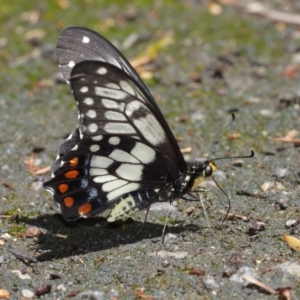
[120,80,135,96]
[102,179,128,192]
[106,83,120,89]
[109,149,139,163]
[66,132,74,140]
[83,97,94,105]
[90,144,100,152]
[87,123,98,133]
[130,142,156,164]
[86,109,97,118]
[106,183,139,201]
[97,67,107,75]
[91,135,103,141]
[80,125,86,133]
[102,99,125,111]
[116,164,143,181]
[95,86,127,99]
[71,144,79,151]
[68,60,75,68]
[108,136,120,145]
[89,168,108,176]
[82,36,90,43]
[133,114,166,146]
[104,123,136,134]
[80,86,88,93]
[104,111,126,121]
[93,175,117,183]
[125,101,141,117]
[90,155,113,168]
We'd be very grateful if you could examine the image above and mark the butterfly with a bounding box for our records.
[43,27,217,222]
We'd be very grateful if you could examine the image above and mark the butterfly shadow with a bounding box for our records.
[18,213,193,261]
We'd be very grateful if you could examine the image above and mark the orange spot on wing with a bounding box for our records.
[58,183,69,193]
[78,203,92,215]
[65,170,79,179]
[70,157,79,167]
[64,197,74,207]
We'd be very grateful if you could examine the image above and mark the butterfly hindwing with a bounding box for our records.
[44,135,177,221]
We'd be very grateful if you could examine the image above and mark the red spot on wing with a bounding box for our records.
[64,197,74,208]
[70,157,79,167]
[78,203,92,215]
[65,170,79,179]
[58,183,69,193]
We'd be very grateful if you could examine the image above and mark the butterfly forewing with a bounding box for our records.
[57,27,150,94]
[57,27,187,172]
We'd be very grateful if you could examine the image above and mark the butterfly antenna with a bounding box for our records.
[207,113,235,161]
[209,150,254,165]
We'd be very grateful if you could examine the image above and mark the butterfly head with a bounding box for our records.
[189,160,216,192]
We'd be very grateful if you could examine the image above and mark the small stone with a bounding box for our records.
[79,291,104,299]
[279,198,288,210]
[0,233,12,240]
[22,289,34,298]
[163,233,178,243]
[260,181,285,192]
[162,260,170,268]
[57,284,66,292]
[11,270,31,280]
[275,168,290,178]
[286,219,297,227]
[203,275,220,290]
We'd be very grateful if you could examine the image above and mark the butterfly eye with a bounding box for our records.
[204,165,213,177]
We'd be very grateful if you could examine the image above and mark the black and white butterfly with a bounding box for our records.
[43,27,217,222]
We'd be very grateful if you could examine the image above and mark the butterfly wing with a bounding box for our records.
[44,61,187,221]
[44,27,189,221]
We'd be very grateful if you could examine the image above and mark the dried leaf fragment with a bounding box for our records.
[274,129,300,143]
[134,289,155,300]
[242,274,276,294]
[283,235,300,253]
[0,289,10,299]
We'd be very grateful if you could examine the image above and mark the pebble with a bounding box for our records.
[22,289,34,298]
[286,219,297,227]
[203,275,220,290]
[79,291,104,299]
[275,168,290,178]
